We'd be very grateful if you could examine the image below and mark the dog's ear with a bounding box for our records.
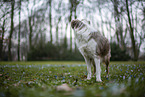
[81,19,91,25]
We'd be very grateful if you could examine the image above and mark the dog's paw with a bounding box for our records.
[96,79,102,82]
[87,77,91,80]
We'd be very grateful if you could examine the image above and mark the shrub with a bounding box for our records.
[27,42,83,61]
[110,42,131,61]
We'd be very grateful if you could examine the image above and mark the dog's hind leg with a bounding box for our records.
[91,59,96,77]
[105,58,110,78]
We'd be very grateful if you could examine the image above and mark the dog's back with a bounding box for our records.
[89,31,110,57]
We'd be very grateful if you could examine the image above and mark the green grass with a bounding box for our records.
[0,61,145,97]
[0,61,85,65]
[0,61,145,65]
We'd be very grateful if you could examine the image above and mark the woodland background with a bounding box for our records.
[0,0,145,61]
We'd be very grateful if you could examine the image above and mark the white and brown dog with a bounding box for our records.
[71,19,111,82]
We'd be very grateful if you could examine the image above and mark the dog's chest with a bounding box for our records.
[76,32,97,57]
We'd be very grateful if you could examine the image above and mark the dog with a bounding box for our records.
[71,19,111,82]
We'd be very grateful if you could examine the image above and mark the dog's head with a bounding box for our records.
[71,19,90,31]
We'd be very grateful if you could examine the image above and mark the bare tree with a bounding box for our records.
[27,0,35,49]
[0,1,9,60]
[125,0,137,61]
[54,0,62,44]
[17,0,21,61]
[8,0,15,61]
[48,0,53,43]
[69,0,79,52]
[111,0,126,50]
[0,20,6,60]
[55,17,61,44]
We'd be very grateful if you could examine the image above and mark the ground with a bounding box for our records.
[0,61,145,97]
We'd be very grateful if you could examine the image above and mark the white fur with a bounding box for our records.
[73,20,102,82]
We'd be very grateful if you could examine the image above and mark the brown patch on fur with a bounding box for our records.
[89,32,110,57]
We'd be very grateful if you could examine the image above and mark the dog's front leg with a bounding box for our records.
[94,58,102,82]
[87,64,92,80]
[84,57,92,80]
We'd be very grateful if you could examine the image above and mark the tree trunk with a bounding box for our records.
[64,23,68,48]
[70,27,72,52]
[49,0,52,43]
[99,7,105,36]
[0,19,5,60]
[69,0,73,52]
[74,4,77,19]
[28,16,32,49]
[56,17,61,44]
[112,0,126,50]
[27,0,33,50]
[18,0,21,61]
[125,0,138,61]
[112,0,120,44]
[118,17,126,50]
[8,0,15,61]
[74,2,77,52]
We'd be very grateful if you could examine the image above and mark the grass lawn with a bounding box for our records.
[0,61,145,97]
